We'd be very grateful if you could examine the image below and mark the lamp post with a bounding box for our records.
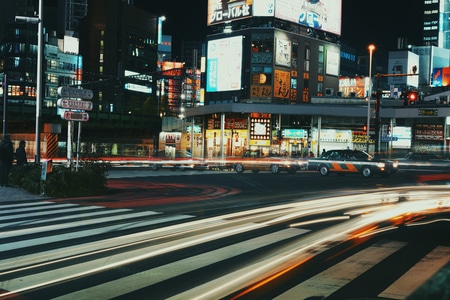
[15,0,43,163]
[2,73,6,136]
[366,44,375,153]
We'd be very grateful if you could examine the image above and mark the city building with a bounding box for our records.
[0,0,83,159]
[423,0,450,49]
[177,0,450,159]
[2,0,450,162]
[77,0,161,157]
[0,0,166,159]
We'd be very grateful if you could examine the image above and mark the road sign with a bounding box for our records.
[381,136,398,142]
[63,111,89,122]
[57,86,93,100]
[57,99,93,110]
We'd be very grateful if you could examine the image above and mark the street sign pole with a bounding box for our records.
[57,87,93,168]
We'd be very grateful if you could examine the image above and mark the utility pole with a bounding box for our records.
[2,74,6,136]
[374,72,419,154]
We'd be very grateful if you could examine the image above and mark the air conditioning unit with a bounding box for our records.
[325,88,333,96]
[350,92,357,97]
[337,91,343,97]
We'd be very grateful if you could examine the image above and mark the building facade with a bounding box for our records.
[423,0,450,49]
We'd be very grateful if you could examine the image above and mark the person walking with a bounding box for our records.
[15,140,27,166]
[0,134,14,187]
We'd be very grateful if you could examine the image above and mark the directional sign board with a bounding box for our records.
[57,99,93,110]
[381,136,398,142]
[57,86,93,100]
[63,111,89,122]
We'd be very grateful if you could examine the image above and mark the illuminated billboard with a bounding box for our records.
[206,36,243,92]
[326,49,340,76]
[432,67,450,87]
[275,0,341,35]
[207,0,341,36]
[208,0,254,26]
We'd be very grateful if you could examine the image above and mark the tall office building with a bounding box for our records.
[423,0,450,49]
[58,0,89,37]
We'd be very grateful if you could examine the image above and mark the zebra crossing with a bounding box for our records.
[275,240,450,299]
[0,199,449,299]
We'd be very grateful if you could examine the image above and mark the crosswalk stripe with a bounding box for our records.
[0,203,78,215]
[379,245,450,299]
[0,206,116,226]
[0,201,54,209]
[0,210,162,240]
[0,206,130,230]
[51,228,310,300]
[274,239,407,299]
[0,214,192,252]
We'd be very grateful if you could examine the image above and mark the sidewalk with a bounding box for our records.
[0,168,223,202]
[0,185,50,202]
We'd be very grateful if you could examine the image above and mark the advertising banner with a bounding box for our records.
[275,0,342,35]
[208,0,253,26]
[274,70,291,99]
[207,36,243,92]
[432,67,450,87]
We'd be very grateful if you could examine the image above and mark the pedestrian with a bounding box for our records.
[16,140,27,166]
[0,134,14,187]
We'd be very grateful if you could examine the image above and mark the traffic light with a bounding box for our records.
[403,90,419,106]
[277,130,283,140]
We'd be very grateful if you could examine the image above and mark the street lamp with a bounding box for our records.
[366,44,375,153]
[15,0,43,163]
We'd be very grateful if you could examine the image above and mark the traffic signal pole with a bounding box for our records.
[373,72,419,155]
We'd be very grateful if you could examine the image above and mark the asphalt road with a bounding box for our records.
[100,168,426,214]
[1,168,449,299]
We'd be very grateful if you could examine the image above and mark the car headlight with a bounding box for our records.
[377,162,386,168]
[393,161,398,168]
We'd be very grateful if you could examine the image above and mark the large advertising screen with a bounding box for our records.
[208,0,254,26]
[206,36,243,92]
[208,0,341,36]
[432,67,450,87]
[275,0,341,36]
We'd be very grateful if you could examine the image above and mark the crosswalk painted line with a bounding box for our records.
[0,202,78,215]
[274,239,408,299]
[1,200,448,299]
[0,210,161,239]
[0,206,131,230]
[0,213,192,252]
[0,201,55,209]
[48,228,310,300]
[379,245,450,299]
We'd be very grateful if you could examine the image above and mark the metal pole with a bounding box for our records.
[76,122,81,171]
[2,74,6,136]
[366,45,375,153]
[35,0,43,163]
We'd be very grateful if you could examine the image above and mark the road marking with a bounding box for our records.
[379,245,450,299]
[274,239,407,299]
[51,228,310,300]
[0,213,192,252]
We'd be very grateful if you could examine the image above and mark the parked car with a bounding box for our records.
[232,150,307,174]
[308,149,398,177]
[396,152,450,171]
